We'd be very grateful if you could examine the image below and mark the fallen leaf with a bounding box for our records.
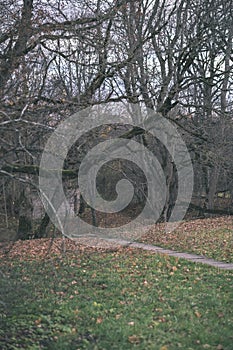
[194,311,202,318]
[34,318,41,325]
[128,335,140,344]
[217,345,224,350]
[96,317,103,324]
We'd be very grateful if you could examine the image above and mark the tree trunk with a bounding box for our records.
[34,212,50,239]
[17,188,33,240]
[207,166,219,211]
[163,159,177,222]
[78,194,86,215]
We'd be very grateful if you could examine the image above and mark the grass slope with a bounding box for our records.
[0,238,233,350]
[140,216,233,263]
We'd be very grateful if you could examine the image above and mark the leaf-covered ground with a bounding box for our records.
[139,216,233,263]
[0,237,233,350]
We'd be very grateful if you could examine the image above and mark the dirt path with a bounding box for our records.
[100,240,233,270]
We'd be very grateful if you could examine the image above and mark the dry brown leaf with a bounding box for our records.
[128,335,141,344]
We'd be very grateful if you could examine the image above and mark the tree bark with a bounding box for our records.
[34,212,50,239]
[17,187,33,240]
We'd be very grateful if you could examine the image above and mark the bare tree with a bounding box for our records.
[0,0,232,240]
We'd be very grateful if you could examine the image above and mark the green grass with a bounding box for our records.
[0,246,233,350]
[139,216,233,263]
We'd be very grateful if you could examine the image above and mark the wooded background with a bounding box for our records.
[0,0,232,240]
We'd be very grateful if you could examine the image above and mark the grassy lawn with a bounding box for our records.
[0,238,233,350]
[139,216,233,263]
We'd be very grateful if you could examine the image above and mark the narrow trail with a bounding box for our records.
[108,239,233,270]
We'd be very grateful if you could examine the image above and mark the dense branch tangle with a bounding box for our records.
[0,0,232,239]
